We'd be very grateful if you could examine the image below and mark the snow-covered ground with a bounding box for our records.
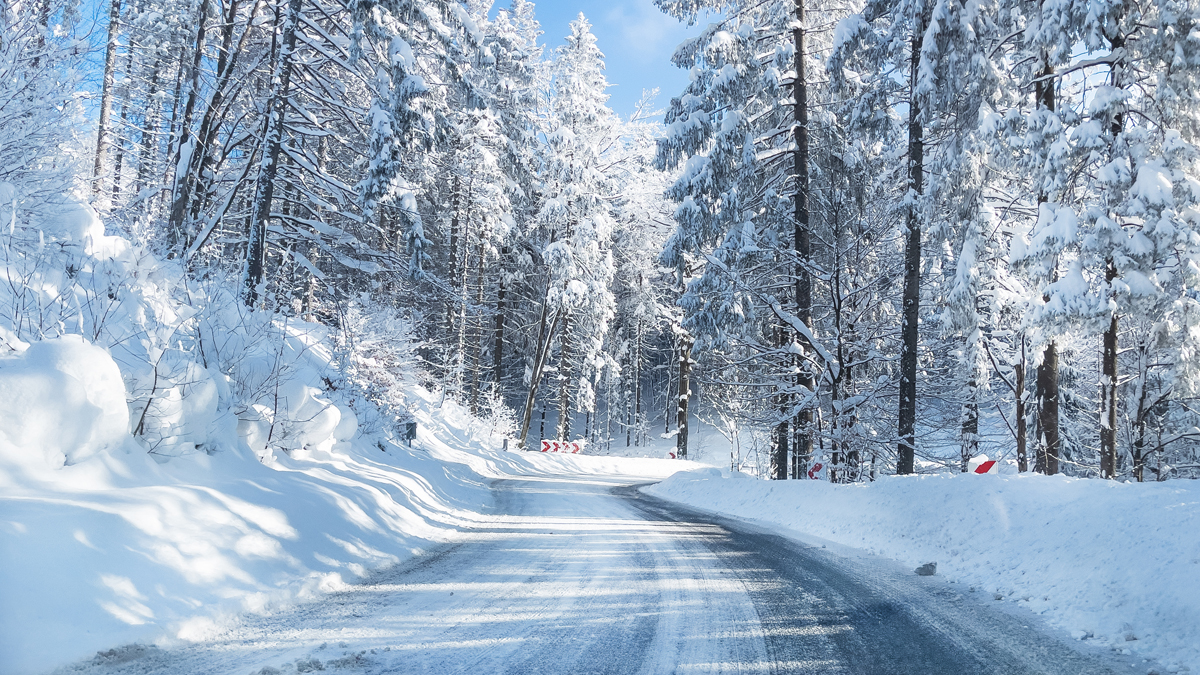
[0,374,694,675]
[646,468,1200,674]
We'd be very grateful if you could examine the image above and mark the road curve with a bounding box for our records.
[57,474,1136,675]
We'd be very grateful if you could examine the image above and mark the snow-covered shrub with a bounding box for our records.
[335,302,423,440]
[0,0,86,215]
[0,335,130,468]
[479,385,519,447]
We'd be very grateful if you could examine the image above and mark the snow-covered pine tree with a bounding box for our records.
[1067,0,1200,480]
[656,0,850,478]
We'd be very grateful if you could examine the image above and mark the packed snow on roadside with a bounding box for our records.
[646,467,1200,673]
[0,350,692,675]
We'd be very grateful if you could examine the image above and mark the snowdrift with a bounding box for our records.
[647,469,1200,673]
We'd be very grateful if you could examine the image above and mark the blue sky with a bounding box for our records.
[526,0,706,119]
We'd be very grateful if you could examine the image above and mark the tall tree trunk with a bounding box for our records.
[961,373,978,472]
[111,48,135,203]
[518,281,560,448]
[1015,338,1028,472]
[1131,341,1150,482]
[470,241,485,415]
[134,61,162,201]
[1036,342,1060,475]
[1100,28,1126,479]
[241,0,303,307]
[557,314,573,442]
[1034,56,1061,475]
[793,0,815,479]
[771,324,790,480]
[633,319,642,446]
[1100,260,1119,478]
[93,0,123,197]
[676,333,692,460]
[446,174,461,380]
[166,0,211,254]
[493,246,508,389]
[897,6,928,475]
[665,339,674,436]
[539,397,547,443]
[455,188,471,401]
[33,0,52,68]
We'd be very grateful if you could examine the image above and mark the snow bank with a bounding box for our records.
[0,340,695,675]
[0,336,130,468]
[646,470,1200,673]
[0,409,494,675]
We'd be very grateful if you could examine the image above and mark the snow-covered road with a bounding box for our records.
[56,474,1137,675]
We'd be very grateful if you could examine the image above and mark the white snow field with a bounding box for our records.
[648,468,1200,674]
[0,372,692,675]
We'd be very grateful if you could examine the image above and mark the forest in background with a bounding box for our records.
[3,0,1200,482]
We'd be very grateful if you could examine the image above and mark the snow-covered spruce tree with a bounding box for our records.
[830,0,938,475]
[999,0,1087,476]
[656,0,850,479]
[516,15,619,446]
[438,108,513,412]
[604,97,677,451]
[1066,0,1200,480]
[829,0,1043,476]
[916,0,1020,473]
[480,0,545,404]
[392,0,549,418]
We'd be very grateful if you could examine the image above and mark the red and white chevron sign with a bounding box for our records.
[540,440,583,454]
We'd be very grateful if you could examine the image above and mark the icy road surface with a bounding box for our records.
[58,474,1136,675]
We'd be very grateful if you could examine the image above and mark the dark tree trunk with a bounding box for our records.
[1100,260,1119,478]
[772,326,790,480]
[557,314,573,442]
[897,7,928,475]
[242,0,303,307]
[1100,28,1126,479]
[961,375,978,472]
[1132,343,1150,482]
[166,0,211,254]
[111,49,135,202]
[493,246,508,389]
[677,334,692,459]
[1016,339,1028,472]
[1033,53,1060,475]
[633,319,642,446]
[134,61,162,200]
[793,0,815,479]
[470,241,485,415]
[447,175,461,371]
[1036,341,1060,475]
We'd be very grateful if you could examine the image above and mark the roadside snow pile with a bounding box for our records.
[647,470,1200,673]
[0,322,499,675]
[0,335,130,468]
